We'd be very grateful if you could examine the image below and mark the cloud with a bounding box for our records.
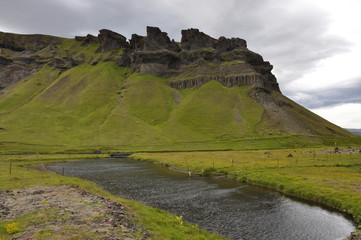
[0,0,354,80]
[0,0,351,58]
[310,103,361,129]
[288,76,361,108]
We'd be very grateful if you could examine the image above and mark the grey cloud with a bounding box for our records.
[286,77,361,108]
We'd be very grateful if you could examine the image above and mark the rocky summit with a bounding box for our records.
[0,27,356,153]
[0,26,278,92]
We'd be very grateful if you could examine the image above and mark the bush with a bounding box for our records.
[201,167,217,176]
[5,222,22,235]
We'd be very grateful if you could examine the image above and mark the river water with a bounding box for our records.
[47,158,355,240]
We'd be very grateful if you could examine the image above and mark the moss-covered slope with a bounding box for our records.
[0,28,357,153]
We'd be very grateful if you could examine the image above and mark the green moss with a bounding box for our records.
[123,73,175,125]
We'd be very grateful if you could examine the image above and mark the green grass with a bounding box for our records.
[0,37,360,153]
[0,155,226,240]
[123,73,175,125]
[131,147,361,224]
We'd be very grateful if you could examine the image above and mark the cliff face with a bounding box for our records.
[0,32,72,89]
[117,26,280,92]
[0,27,279,92]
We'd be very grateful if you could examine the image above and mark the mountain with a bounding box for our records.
[0,27,358,153]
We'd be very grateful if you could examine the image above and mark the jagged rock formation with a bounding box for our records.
[82,26,279,92]
[143,26,180,52]
[0,32,60,51]
[97,29,128,52]
[0,32,70,89]
[0,27,279,92]
[121,26,279,92]
[75,34,98,46]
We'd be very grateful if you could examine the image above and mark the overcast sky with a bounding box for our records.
[1,0,360,128]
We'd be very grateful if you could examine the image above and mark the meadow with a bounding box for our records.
[131,147,361,225]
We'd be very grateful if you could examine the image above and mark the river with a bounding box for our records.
[47,158,355,240]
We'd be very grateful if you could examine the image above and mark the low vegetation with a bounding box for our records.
[131,147,361,224]
[0,154,225,240]
[1,46,360,154]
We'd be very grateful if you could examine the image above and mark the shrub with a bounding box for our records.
[5,222,22,235]
[202,167,218,176]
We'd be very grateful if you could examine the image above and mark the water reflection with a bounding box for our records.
[47,158,355,240]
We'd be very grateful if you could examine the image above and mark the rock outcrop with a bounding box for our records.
[181,28,217,50]
[0,63,36,89]
[98,29,128,52]
[75,34,98,46]
[143,26,180,52]
[118,26,279,92]
[0,31,60,51]
[216,36,247,52]
[0,27,280,93]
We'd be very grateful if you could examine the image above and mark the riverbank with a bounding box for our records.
[0,185,148,239]
[0,154,226,240]
[130,147,361,227]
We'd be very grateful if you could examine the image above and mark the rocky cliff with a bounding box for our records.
[0,26,279,92]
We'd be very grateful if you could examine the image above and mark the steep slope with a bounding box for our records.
[0,27,357,153]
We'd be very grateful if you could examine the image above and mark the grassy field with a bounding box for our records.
[0,154,225,240]
[131,147,361,225]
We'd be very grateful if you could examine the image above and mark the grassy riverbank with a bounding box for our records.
[0,154,225,240]
[131,147,361,225]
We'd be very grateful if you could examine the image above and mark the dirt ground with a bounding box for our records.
[0,185,150,239]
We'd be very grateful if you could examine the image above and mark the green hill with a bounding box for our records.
[0,27,359,153]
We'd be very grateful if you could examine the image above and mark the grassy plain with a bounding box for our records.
[131,147,361,224]
[0,154,225,240]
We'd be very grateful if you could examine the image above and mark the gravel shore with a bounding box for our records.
[0,185,150,239]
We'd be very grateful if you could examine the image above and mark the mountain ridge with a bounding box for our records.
[0,26,279,92]
[0,27,358,153]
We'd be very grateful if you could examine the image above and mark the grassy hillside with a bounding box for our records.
[0,47,359,153]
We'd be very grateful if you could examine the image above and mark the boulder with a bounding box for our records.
[344,231,361,240]
[98,29,128,52]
